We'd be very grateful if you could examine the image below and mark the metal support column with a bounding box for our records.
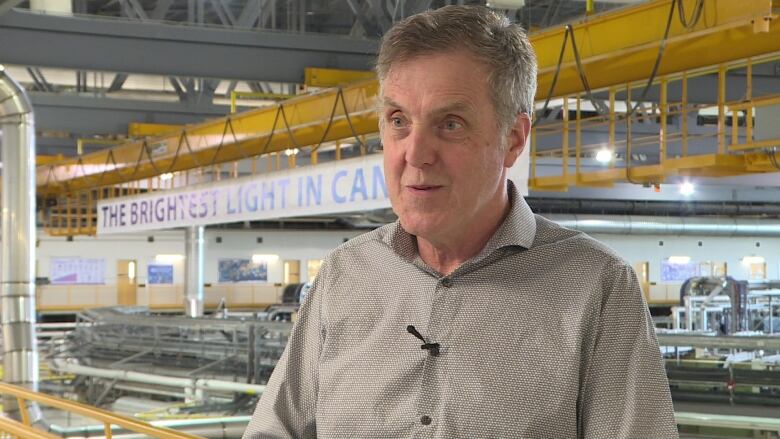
[0,66,39,414]
[184,226,204,317]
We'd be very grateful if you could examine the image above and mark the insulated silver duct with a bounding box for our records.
[0,66,39,405]
[545,214,780,237]
[184,226,204,317]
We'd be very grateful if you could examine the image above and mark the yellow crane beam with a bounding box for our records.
[533,0,778,99]
[36,0,780,195]
[128,122,183,137]
[38,80,379,195]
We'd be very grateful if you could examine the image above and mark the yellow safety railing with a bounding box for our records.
[0,416,59,439]
[0,382,201,439]
[529,53,780,191]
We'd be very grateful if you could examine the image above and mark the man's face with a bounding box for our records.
[381,51,528,243]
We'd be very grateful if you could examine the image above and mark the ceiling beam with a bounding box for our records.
[30,92,231,153]
[0,8,377,83]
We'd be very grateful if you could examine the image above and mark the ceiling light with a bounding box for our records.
[595,149,612,163]
[155,254,184,263]
[284,148,299,156]
[741,255,765,265]
[486,0,525,8]
[679,181,695,196]
[160,172,173,181]
[667,256,691,265]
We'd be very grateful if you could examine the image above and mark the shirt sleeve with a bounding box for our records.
[579,263,678,439]
[242,260,330,439]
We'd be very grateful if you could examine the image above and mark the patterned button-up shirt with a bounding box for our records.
[243,184,678,438]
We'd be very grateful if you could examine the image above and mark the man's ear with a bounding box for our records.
[504,112,532,168]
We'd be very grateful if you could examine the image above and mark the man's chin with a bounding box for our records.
[398,215,445,239]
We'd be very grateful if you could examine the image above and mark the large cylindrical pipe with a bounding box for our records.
[50,359,267,395]
[0,66,39,413]
[184,226,204,317]
[545,214,780,237]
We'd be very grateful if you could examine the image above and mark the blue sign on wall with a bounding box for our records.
[218,258,268,283]
[147,264,174,284]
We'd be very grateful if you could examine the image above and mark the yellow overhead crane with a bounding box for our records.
[37,0,780,235]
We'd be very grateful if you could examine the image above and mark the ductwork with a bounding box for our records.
[527,198,780,216]
[545,214,780,237]
[0,66,39,415]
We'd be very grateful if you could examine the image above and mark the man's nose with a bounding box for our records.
[404,128,436,168]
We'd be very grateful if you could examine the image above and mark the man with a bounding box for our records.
[244,5,677,438]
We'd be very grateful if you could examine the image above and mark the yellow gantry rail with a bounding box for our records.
[35,0,780,235]
[0,382,201,439]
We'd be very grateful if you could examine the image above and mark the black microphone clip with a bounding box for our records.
[407,325,440,357]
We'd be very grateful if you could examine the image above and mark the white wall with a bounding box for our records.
[36,228,365,286]
[591,233,780,282]
[34,228,780,286]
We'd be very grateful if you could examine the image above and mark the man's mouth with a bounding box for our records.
[408,185,442,190]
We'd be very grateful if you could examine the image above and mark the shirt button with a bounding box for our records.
[420,415,432,425]
[440,278,453,288]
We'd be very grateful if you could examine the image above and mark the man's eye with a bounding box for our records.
[444,120,463,131]
[391,117,404,128]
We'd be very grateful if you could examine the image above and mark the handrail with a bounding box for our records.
[0,382,202,439]
[0,416,60,439]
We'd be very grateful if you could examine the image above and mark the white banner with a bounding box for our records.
[98,155,389,234]
[97,151,529,235]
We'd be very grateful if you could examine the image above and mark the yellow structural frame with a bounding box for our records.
[34,0,780,235]
[128,122,184,137]
[304,67,376,87]
[38,79,379,194]
[533,0,778,99]
[37,0,780,194]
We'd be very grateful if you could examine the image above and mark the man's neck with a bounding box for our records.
[416,193,511,276]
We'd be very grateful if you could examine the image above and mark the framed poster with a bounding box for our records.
[218,258,268,283]
[147,264,174,284]
[660,260,700,282]
[50,257,106,284]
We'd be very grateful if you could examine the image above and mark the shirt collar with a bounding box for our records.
[383,180,537,264]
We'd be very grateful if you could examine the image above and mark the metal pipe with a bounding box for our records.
[545,214,780,237]
[184,226,204,317]
[50,359,266,396]
[0,65,39,416]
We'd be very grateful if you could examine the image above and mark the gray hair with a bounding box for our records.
[376,5,537,133]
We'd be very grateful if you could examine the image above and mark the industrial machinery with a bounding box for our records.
[671,277,780,334]
[42,306,293,433]
[659,277,780,413]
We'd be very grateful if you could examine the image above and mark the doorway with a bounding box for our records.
[283,260,301,284]
[634,261,650,301]
[117,259,137,306]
